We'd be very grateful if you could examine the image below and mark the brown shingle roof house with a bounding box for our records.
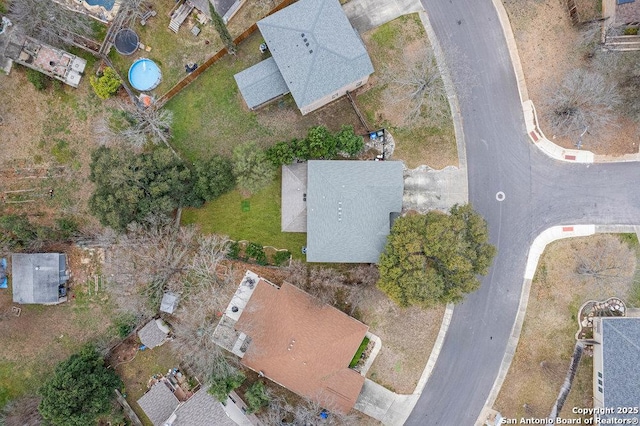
[235,279,368,414]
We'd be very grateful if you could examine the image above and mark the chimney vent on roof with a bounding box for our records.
[301,33,305,37]
[303,38,307,42]
[309,50,313,54]
[231,306,239,313]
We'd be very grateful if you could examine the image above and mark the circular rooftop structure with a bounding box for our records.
[128,58,162,92]
[114,28,139,55]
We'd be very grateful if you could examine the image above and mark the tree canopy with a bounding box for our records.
[192,155,235,205]
[89,147,194,230]
[265,125,364,167]
[377,205,496,307]
[39,345,122,426]
[232,141,275,194]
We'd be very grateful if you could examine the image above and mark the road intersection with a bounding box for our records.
[406,0,640,425]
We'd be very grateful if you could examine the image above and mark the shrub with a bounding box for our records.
[624,27,639,35]
[208,369,245,402]
[227,241,240,260]
[26,68,49,91]
[244,381,269,414]
[273,250,291,266]
[55,217,79,239]
[90,67,121,100]
[112,313,137,338]
[232,142,275,194]
[245,242,264,259]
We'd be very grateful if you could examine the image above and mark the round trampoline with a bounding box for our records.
[128,58,162,91]
[114,28,139,55]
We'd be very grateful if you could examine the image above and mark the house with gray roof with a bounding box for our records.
[234,0,374,115]
[138,383,247,426]
[11,253,69,304]
[137,381,180,426]
[282,161,404,263]
[592,317,640,422]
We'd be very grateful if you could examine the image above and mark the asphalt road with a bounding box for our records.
[407,1,640,425]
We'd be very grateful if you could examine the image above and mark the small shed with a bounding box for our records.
[139,318,170,348]
[11,253,68,304]
[160,292,179,314]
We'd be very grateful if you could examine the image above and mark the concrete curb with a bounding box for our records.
[476,225,639,425]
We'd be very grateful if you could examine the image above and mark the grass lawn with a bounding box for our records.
[0,279,115,409]
[165,29,365,162]
[108,0,225,95]
[115,343,181,426]
[182,173,307,258]
[358,14,457,169]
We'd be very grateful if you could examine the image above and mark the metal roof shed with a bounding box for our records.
[11,253,68,304]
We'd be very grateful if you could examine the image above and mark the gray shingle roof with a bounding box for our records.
[601,317,640,420]
[306,161,404,263]
[257,0,374,111]
[234,57,290,109]
[281,163,308,232]
[137,382,180,426]
[11,253,67,304]
[138,319,169,348]
[171,385,235,426]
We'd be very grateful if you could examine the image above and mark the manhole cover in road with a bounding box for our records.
[496,191,505,202]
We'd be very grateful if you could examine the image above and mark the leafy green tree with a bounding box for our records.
[304,126,337,159]
[90,67,121,100]
[265,140,296,167]
[192,155,235,205]
[244,381,269,413]
[89,147,195,231]
[378,204,496,308]
[335,125,364,157]
[232,141,275,194]
[39,345,122,426]
[208,355,246,402]
[290,137,310,161]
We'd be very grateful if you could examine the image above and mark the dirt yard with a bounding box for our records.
[0,64,107,227]
[0,245,116,408]
[503,0,640,155]
[494,234,638,419]
[359,14,458,169]
[361,288,444,394]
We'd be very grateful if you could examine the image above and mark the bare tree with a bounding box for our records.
[574,234,634,285]
[261,394,359,426]
[8,0,94,48]
[119,106,174,150]
[383,44,448,125]
[102,215,199,316]
[544,69,621,139]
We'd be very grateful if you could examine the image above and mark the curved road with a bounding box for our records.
[407,1,640,425]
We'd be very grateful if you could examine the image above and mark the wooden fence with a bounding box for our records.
[156,0,297,107]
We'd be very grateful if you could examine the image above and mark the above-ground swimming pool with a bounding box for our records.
[84,0,115,11]
[128,58,162,91]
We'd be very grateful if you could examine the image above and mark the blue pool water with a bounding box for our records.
[84,0,115,11]
[129,59,162,91]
